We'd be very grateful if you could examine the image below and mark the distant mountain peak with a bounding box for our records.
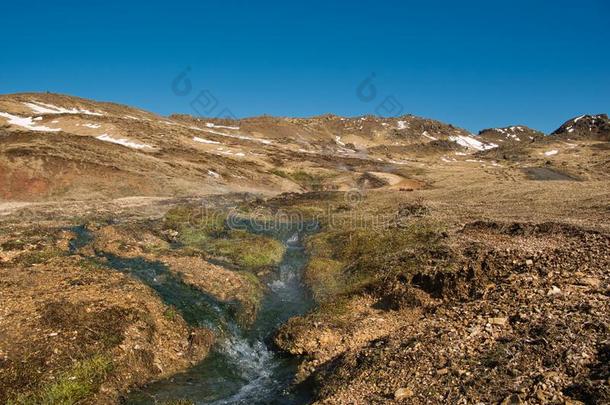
[551,114,609,141]
[478,125,544,143]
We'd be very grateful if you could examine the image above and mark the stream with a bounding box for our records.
[85,220,319,404]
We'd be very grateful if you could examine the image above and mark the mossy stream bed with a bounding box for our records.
[98,220,320,404]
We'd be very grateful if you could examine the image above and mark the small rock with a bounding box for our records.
[580,277,600,288]
[501,394,523,404]
[564,400,585,405]
[436,368,449,375]
[489,317,509,326]
[395,387,414,400]
[535,389,547,402]
[525,259,534,266]
[547,286,561,296]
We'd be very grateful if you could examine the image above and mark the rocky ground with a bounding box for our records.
[0,225,214,404]
[0,93,608,404]
[0,196,285,403]
[275,220,609,404]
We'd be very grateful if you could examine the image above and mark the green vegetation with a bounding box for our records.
[161,400,195,405]
[295,218,453,327]
[304,257,344,300]
[304,219,450,302]
[163,206,286,272]
[164,306,178,321]
[164,206,226,239]
[205,230,285,270]
[9,355,113,405]
[77,257,107,271]
[17,246,65,266]
[270,169,335,191]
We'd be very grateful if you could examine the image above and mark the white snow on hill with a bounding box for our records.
[96,134,153,149]
[24,101,103,116]
[205,122,240,130]
[196,127,273,145]
[449,135,498,151]
[0,111,60,132]
[193,136,221,144]
[492,127,523,140]
[421,130,437,141]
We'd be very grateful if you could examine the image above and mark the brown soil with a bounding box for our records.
[0,235,213,404]
[0,93,608,404]
[276,221,610,404]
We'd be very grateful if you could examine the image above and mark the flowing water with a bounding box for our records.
[105,220,319,404]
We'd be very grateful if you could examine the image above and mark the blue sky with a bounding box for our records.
[1,0,608,133]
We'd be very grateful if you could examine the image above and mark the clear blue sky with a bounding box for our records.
[1,0,608,133]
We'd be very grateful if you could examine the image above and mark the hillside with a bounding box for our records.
[0,92,512,200]
[0,93,609,405]
[551,114,610,141]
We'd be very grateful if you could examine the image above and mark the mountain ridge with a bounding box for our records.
[1,92,608,201]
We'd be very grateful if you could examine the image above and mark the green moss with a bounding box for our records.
[0,239,27,250]
[77,257,106,272]
[269,169,291,179]
[237,270,265,306]
[305,232,338,259]
[162,207,286,273]
[304,257,344,301]
[9,355,113,405]
[269,169,334,191]
[170,207,226,246]
[304,220,449,301]
[164,306,178,321]
[233,270,265,324]
[206,230,285,271]
[178,226,212,246]
[165,206,226,237]
[161,400,195,405]
[18,247,65,266]
[310,295,353,327]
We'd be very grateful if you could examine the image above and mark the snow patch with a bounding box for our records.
[397,120,408,130]
[205,122,240,130]
[193,136,221,144]
[0,111,61,132]
[96,134,153,149]
[544,150,558,156]
[573,115,585,123]
[198,127,272,144]
[449,135,498,151]
[421,130,437,141]
[207,170,221,178]
[83,123,101,129]
[24,101,103,116]
[217,149,246,157]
